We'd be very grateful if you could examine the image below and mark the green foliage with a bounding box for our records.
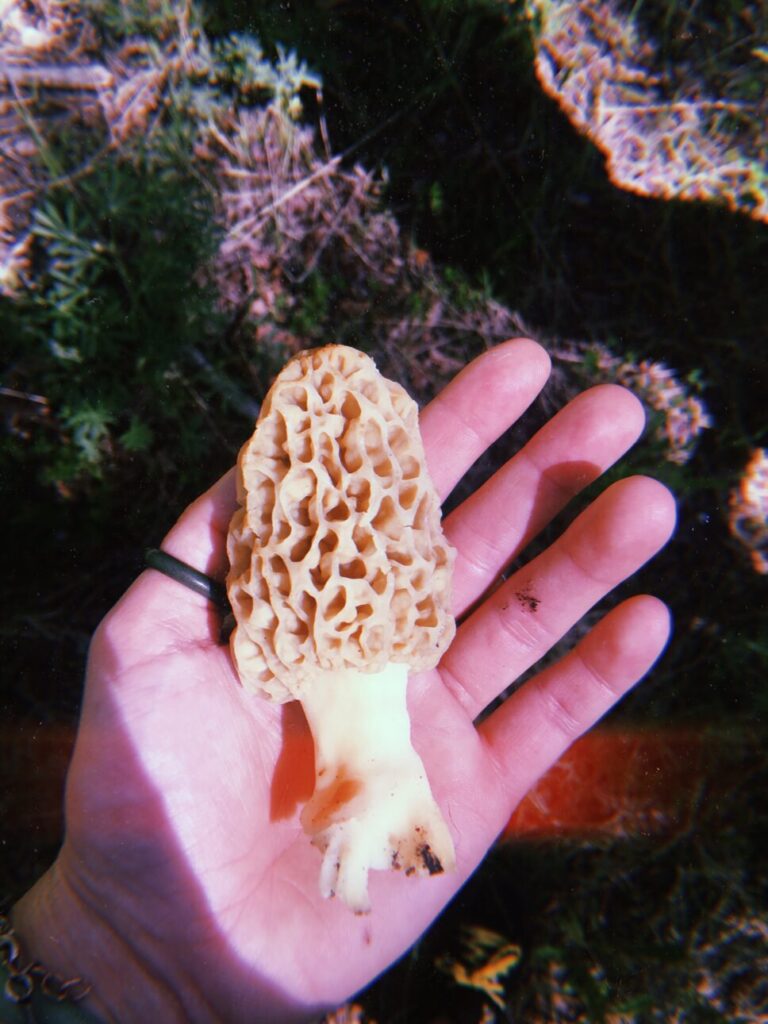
[0,1,325,497]
[287,270,336,339]
[62,403,114,468]
[88,0,201,42]
[120,415,154,453]
[212,35,321,114]
[0,3,310,741]
[2,152,220,485]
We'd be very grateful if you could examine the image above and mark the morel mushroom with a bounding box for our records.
[227,344,456,912]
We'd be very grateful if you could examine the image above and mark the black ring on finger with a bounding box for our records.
[145,548,230,611]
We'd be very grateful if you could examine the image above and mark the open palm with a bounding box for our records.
[21,339,675,1023]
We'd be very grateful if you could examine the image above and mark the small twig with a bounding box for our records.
[0,386,49,406]
[225,153,343,242]
[6,75,63,179]
[0,63,113,90]
[600,98,754,115]
[316,86,332,160]
[205,117,242,159]
[187,347,261,420]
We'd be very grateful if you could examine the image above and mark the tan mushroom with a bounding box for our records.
[227,344,456,912]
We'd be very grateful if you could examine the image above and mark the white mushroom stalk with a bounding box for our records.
[299,664,454,913]
[227,344,456,911]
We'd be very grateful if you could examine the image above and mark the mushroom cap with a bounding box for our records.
[227,344,456,701]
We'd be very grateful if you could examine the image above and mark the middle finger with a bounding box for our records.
[445,384,646,616]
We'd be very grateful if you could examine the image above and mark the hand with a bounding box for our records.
[13,339,675,1023]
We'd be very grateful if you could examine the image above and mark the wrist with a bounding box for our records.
[1,912,97,1024]
[11,858,202,1024]
[11,853,320,1024]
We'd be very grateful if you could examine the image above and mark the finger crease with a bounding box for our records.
[439,661,480,719]
[456,536,506,581]
[493,601,549,652]
[575,647,623,701]
[534,679,581,742]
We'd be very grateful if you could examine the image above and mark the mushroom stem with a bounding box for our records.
[297,664,455,913]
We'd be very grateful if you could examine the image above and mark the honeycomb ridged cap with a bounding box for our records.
[227,344,456,701]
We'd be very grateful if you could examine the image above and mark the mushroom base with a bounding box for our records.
[297,664,455,913]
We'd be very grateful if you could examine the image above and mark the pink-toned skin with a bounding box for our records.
[13,338,675,1023]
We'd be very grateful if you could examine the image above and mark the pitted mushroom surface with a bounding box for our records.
[227,344,456,911]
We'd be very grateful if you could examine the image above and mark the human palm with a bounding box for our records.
[20,340,675,1023]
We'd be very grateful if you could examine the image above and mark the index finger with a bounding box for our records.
[420,338,551,499]
[99,469,239,656]
[160,467,237,579]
